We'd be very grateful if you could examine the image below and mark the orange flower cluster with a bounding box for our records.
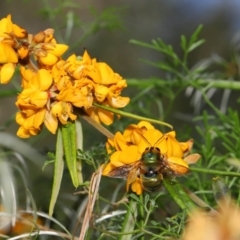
[103,121,200,194]
[0,15,129,138]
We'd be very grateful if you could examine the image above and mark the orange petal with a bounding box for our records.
[97,108,114,125]
[137,121,155,130]
[131,178,143,195]
[94,85,109,102]
[110,151,123,167]
[44,110,58,134]
[166,156,189,175]
[118,145,141,165]
[114,132,128,151]
[102,163,115,176]
[109,96,130,108]
[16,126,31,138]
[30,91,48,108]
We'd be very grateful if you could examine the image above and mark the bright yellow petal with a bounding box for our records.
[166,156,189,175]
[12,24,27,38]
[16,126,31,138]
[97,108,114,125]
[37,69,53,90]
[137,121,155,130]
[97,62,121,85]
[102,163,115,176]
[20,67,35,88]
[30,91,48,108]
[131,178,143,195]
[16,112,25,125]
[33,108,46,128]
[82,50,92,64]
[138,129,164,153]
[113,132,128,151]
[94,85,109,102]
[39,53,58,65]
[84,107,101,124]
[108,96,130,108]
[110,145,141,166]
[165,133,183,157]
[118,145,141,165]
[110,151,123,167]
[0,43,18,63]
[0,63,15,84]
[0,15,13,38]
[48,44,68,57]
[180,139,193,154]
[44,110,58,134]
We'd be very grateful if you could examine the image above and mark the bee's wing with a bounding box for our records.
[126,165,140,191]
[163,156,189,175]
[107,162,139,179]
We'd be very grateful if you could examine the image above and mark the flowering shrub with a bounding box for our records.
[0,15,129,138]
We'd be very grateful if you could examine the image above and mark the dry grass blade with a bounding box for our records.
[78,166,103,240]
[81,115,114,139]
[183,187,218,216]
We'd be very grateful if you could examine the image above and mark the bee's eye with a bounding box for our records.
[156,147,160,152]
[145,147,150,151]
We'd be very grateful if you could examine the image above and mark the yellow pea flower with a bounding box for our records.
[57,79,94,108]
[36,43,68,66]
[16,69,53,109]
[103,121,198,194]
[16,108,46,138]
[85,104,114,125]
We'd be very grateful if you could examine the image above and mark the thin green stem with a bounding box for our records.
[190,167,240,177]
[120,197,137,240]
[127,78,240,90]
[138,194,144,240]
[93,103,173,129]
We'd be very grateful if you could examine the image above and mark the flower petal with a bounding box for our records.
[131,178,143,195]
[39,53,58,65]
[0,63,15,84]
[138,129,164,153]
[37,69,53,90]
[109,96,130,108]
[102,163,116,176]
[117,145,141,165]
[44,109,58,134]
[97,108,114,125]
[0,43,18,63]
[166,156,189,175]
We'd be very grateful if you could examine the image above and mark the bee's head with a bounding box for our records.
[142,147,161,163]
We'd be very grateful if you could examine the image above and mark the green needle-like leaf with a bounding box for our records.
[163,178,197,213]
[62,121,79,188]
[49,128,64,216]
